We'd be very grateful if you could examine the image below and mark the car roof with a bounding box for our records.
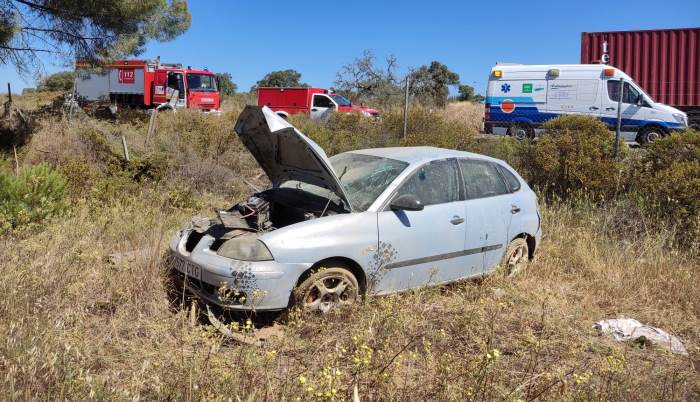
[346,146,503,165]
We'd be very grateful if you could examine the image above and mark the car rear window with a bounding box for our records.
[458,159,509,199]
[498,165,521,192]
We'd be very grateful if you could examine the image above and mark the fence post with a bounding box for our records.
[403,76,410,140]
[145,108,158,146]
[614,77,624,159]
[121,135,130,162]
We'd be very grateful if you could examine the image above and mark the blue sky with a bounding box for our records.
[2,0,699,95]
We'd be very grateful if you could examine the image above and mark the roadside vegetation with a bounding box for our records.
[0,92,698,400]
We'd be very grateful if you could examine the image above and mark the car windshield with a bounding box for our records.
[187,74,217,92]
[330,152,408,212]
[330,94,352,106]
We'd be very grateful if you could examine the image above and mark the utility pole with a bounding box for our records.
[614,77,623,159]
[403,75,410,140]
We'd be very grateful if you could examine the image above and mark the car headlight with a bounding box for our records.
[361,110,372,117]
[217,238,274,261]
[672,113,688,127]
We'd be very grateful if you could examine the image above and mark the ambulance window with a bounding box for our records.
[607,81,642,104]
[623,83,641,104]
[313,95,334,108]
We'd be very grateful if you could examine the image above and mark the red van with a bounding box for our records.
[257,87,379,120]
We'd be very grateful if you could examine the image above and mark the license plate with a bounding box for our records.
[172,255,202,281]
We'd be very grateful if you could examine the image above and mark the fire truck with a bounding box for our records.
[257,87,379,120]
[75,59,221,112]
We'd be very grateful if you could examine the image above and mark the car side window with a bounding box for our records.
[458,159,509,199]
[313,95,334,108]
[396,159,460,206]
[497,165,521,192]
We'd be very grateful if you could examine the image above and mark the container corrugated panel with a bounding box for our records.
[581,28,700,108]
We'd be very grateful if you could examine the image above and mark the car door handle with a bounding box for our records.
[589,106,599,110]
[450,216,464,225]
[605,107,616,111]
[511,205,521,214]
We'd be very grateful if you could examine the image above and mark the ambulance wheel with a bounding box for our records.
[636,125,666,145]
[509,123,534,140]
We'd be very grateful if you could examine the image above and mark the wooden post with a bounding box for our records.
[7,82,11,104]
[145,108,158,146]
[121,135,130,162]
[13,145,19,175]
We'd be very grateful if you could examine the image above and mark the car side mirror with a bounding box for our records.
[390,194,423,211]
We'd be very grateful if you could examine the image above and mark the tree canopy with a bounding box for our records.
[457,84,484,103]
[37,70,74,92]
[334,50,402,106]
[409,61,460,107]
[0,0,191,74]
[215,72,237,96]
[251,69,307,91]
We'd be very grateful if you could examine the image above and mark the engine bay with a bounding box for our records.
[185,188,347,254]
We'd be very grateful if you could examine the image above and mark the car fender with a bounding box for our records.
[259,211,377,272]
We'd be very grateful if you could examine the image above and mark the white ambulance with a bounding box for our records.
[484,64,688,144]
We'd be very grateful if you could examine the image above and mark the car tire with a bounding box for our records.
[508,123,534,140]
[293,267,359,314]
[500,238,529,277]
[636,125,666,145]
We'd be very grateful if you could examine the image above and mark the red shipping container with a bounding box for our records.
[581,28,700,120]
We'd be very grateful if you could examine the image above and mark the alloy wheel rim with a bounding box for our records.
[304,274,357,313]
[507,245,527,275]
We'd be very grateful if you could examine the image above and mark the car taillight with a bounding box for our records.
[484,103,491,119]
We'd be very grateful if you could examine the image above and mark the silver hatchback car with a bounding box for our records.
[169,106,542,313]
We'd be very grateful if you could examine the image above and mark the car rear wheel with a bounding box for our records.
[294,267,359,314]
[508,123,534,140]
[500,238,529,276]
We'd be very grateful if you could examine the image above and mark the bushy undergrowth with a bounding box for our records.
[517,115,625,199]
[290,106,478,156]
[0,161,67,233]
[632,130,700,248]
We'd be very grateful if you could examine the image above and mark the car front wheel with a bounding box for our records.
[293,267,359,313]
[500,238,529,276]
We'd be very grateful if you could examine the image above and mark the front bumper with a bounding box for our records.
[168,230,312,311]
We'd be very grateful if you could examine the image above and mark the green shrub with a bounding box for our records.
[291,107,476,156]
[467,136,524,169]
[634,130,700,248]
[518,115,625,199]
[391,108,475,150]
[0,162,67,232]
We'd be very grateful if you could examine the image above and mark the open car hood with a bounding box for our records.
[234,106,353,212]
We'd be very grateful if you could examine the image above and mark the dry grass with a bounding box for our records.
[0,93,698,401]
[443,101,484,133]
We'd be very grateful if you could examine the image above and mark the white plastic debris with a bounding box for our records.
[595,318,688,356]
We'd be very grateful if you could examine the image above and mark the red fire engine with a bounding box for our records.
[75,59,221,112]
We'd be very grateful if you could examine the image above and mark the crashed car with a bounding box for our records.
[169,106,542,313]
